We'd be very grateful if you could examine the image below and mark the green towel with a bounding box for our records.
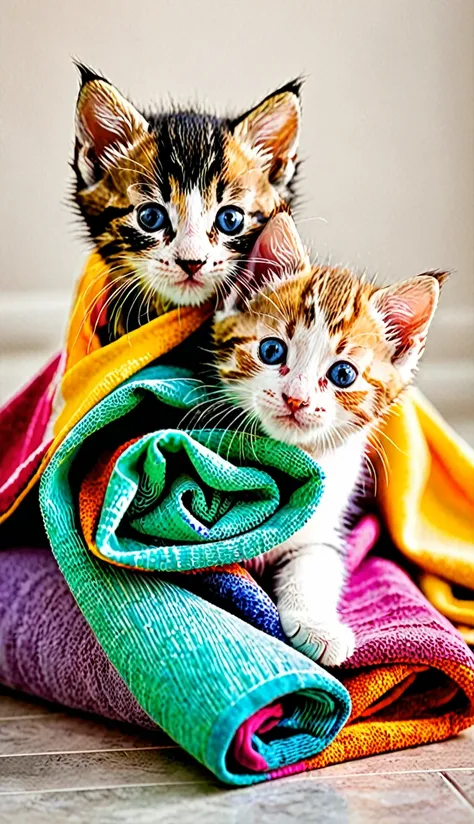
[80,366,324,570]
[39,365,351,784]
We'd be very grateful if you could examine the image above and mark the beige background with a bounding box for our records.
[1,0,473,439]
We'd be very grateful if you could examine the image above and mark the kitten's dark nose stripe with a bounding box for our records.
[176,259,207,276]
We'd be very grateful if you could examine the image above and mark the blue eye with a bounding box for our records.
[327,361,358,388]
[215,206,245,235]
[137,203,168,232]
[258,337,287,366]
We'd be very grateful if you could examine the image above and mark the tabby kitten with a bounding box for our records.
[72,65,302,340]
[213,213,446,666]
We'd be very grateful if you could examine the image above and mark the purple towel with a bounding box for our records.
[2,536,474,780]
[0,547,155,728]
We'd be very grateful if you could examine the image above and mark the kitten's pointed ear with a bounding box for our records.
[231,80,302,190]
[246,211,309,286]
[74,64,149,188]
[217,212,308,318]
[369,271,447,376]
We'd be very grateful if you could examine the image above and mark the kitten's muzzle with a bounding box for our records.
[273,394,327,434]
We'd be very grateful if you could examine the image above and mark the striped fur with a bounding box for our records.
[212,215,446,666]
[72,64,302,341]
[214,262,446,449]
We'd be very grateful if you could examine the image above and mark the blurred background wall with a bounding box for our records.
[1,0,473,441]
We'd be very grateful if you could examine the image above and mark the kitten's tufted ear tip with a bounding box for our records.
[73,60,109,89]
[269,76,305,101]
[417,269,450,289]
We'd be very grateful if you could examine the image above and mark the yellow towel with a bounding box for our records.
[376,389,474,585]
[419,572,474,643]
[375,389,474,624]
[54,253,213,437]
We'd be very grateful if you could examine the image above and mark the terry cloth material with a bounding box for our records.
[220,514,474,779]
[0,547,156,730]
[1,525,473,782]
[0,250,473,781]
[0,354,62,519]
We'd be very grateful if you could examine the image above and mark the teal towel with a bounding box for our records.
[39,365,351,784]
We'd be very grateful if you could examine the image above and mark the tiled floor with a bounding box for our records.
[0,688,473,823]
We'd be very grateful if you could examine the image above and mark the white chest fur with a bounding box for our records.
[246,430,367,574]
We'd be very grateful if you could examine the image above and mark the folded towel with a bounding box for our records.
[36,358,474,777]
[1,530,472,782]
[0,547,155,730]
[376,390,474,625]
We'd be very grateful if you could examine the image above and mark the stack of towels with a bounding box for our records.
[0,253,473,785]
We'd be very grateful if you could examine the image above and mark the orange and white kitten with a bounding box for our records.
[213,214,446,666]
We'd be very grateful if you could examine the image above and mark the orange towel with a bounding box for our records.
[305,660,474,771]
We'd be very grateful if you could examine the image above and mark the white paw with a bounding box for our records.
[279,611,355,667]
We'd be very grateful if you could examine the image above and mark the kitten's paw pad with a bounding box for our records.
[281,614,355,667]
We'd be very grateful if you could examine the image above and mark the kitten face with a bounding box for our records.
[73,65,301,319]
[214,217,445,453]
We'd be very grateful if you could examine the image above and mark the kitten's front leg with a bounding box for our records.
[273,543,354,667]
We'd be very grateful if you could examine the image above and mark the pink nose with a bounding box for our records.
[176,258,206,277]
[282,393,309,413]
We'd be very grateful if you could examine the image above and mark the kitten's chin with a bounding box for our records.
[260,411,357,452]
[260,414,324,448]
[155,277,218,307]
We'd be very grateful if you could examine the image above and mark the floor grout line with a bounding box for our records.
[440,771,474,811]
[1,767,473,799]
[303,766,474,780]
[0,745,178,758]
[0,746,472,773]
[0,779,213,797]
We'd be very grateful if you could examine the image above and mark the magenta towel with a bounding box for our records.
[0,355,60,518]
